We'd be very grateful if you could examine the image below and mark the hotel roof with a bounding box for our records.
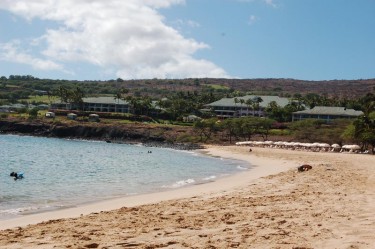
[206,95,290,108]
[293,106,363,116]
[82,97,129,105]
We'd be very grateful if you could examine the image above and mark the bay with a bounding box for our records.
[0,135,248,220]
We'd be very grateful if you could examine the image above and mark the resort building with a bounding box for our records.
[292,106,363,122]
[51,97,131,114]
[205,95,290,119]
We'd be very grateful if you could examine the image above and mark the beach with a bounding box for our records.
[0,145,374,248]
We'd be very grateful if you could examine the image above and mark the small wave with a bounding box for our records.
[183,151,198,156]
[162,178,195,188]
[237,165,249,170]
[0,205,44,215]
[202,175,216,181]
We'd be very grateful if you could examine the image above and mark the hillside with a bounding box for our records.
[209,78,375,98]
[85,78,375,98]
[1,76,374,99]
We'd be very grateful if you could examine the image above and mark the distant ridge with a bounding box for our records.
[2,76,374,98]
[111,78,375,98]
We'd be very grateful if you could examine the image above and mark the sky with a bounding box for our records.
[0,0,374,81]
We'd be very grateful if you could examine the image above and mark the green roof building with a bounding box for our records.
[292,106,363,122]
[52,97,131,113]
[205,95,290,118]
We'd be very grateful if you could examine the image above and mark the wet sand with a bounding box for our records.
[0,146,374,248]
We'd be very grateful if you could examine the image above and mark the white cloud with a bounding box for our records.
[0,40,67,72]
[0,0,229,79]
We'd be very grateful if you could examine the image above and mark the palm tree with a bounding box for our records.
[140,96,152,116]
[114,88,129,112]
[250,96,263,117]
[238,98,245,117]
[245,98,254,116]
[234,97,240,118]
[360,93,375,116]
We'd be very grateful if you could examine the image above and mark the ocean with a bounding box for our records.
[0,134,249,220]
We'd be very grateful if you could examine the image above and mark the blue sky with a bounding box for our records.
[0,0,374,81]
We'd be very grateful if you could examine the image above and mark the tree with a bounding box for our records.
[245,98,254,116]
[54,86,70,103]
[71,87,85,110]
[124,96,153,116]
[193,118,218,142]
[282,101,305,122]
[114,88,129,113]
[252,96,263,117]
[256,117,274,140]
[233,97,240,117]
[360,93,375,116]
[240,118,258,140]
[265,101,284,122]
[140,96,152,116]
[289,119,325,142]
[291,94,305,110]
[220,119,237,143]
[350,112,375,153]
[28,108,39,119]
[125,96,139,115]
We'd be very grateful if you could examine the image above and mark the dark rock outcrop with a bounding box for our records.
[0,120,201,150]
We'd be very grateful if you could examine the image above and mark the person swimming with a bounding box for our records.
[10,172,24,180]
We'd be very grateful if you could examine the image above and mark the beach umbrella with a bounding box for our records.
[284,142,294,147]
[300,143,310,148]
[342,144,360,150]
[264,141,274,145]
[292,142,303,147]
[319,143,331,148]
[350,145,361,150]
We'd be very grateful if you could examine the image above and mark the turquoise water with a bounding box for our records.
[0,135,249,220]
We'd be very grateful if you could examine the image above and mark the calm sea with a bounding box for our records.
[0,135,249,220]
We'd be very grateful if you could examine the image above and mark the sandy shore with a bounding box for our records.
[0,146,374,248]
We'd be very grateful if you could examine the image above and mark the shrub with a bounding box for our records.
[176,134,199,143]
